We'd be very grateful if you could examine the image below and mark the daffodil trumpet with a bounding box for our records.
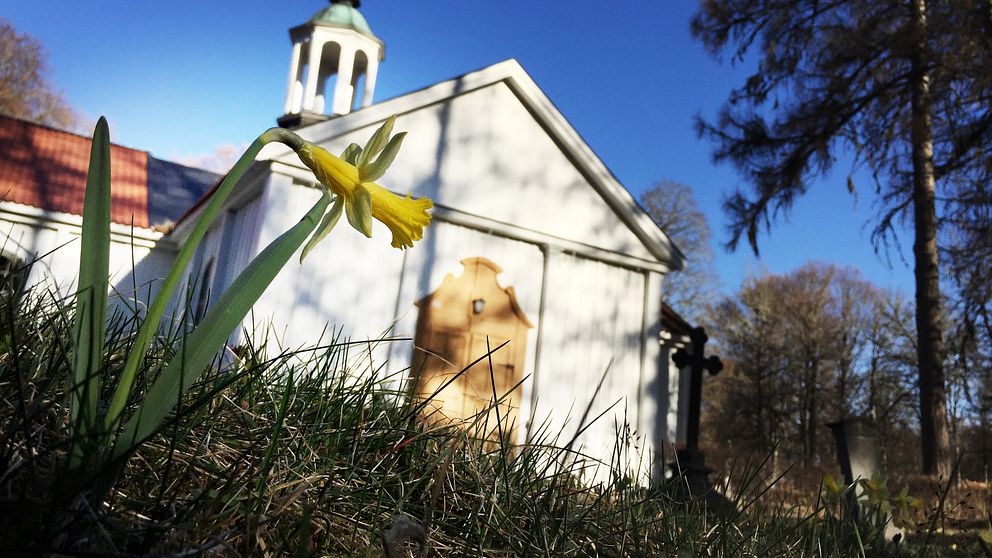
[287,115,433,257]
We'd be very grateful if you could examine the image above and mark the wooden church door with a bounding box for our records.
[412,258,533,439]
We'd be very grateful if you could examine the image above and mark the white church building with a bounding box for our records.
[0,0,696,477]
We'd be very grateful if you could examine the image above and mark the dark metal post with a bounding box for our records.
[672,326,723,452]
[669,326,724,502]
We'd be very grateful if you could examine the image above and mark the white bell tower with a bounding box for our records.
[278,0,384,129]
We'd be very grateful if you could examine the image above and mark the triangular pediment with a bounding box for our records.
[266,59,684,271]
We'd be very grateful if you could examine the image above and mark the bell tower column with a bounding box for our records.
[330,46,357,116]
[301,38,325,113]
[282,40,303,115]
[277,0,385,129]
[362,56,379,107]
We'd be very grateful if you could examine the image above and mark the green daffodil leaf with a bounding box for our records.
[357,115,395,168]
[360,131,406,183]
[345,184,373,237]
[300,193,342,262]
[340,143,363,166]
[70,116,111,467]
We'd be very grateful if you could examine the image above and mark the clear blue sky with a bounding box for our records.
[4,1,915,297]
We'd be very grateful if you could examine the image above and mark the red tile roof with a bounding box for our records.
[0,114,150,228]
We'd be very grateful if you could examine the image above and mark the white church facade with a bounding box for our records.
[0,0,696,477]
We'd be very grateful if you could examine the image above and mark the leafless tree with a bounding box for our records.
[639,180,719,325]
[0,18,78,130]
[707,264,913,467]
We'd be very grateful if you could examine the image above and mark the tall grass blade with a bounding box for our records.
[70,116,112,466]
[255,368,295,499]
[110,193,331,461]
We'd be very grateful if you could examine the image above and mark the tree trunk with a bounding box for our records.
[868,341,879,421]
[838,344,850,418]
[755,350,769,451]
[909,0,951,477]
[805,359,819,462]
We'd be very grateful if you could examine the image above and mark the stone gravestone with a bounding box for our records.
[828,417,882,488]
[828,417,901,539]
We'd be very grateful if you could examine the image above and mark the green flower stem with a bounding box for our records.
[109,192,330,462]
[104,127,303,433]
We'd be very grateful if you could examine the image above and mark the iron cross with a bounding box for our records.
[672,326,723,452]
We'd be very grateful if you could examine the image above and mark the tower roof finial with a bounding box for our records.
[310,0,375,38]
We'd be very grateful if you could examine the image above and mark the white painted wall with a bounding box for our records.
[638,271,669,477]
[1,202,175,314]
[175,171,270,343]
[212,193,266,297]
[533,251,652,476]
[202,78,683,476]
[248,173,408,364]
[661,333,690,448]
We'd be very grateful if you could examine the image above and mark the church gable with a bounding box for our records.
[161,4,685,479]
[389,82,658,262]
[270,60,683,272]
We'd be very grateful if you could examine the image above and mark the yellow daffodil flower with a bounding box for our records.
[821,474,842,497]
[889,484,922,530]
[888,485,922,512]
[291,115,432,258]
[858,473,894,515]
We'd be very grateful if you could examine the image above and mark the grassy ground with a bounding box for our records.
[1,286,989,556]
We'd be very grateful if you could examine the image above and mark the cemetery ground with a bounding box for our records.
[2,287,991,556]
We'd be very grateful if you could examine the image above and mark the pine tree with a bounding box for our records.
[692,0,992,475]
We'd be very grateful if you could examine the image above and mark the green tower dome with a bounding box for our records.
[309,0,376,39]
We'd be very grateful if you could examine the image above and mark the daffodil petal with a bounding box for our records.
[346,184,373,238]
[358,115,396,168]
[340,143,363,166]
[360,132,406,183]
[367,183,432,249]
